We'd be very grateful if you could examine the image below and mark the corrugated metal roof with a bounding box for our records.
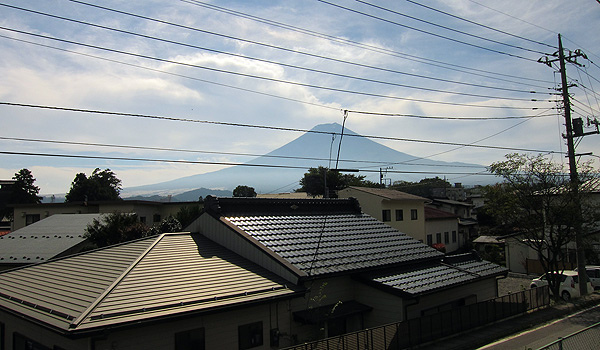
[0,233,298,333]
[0,214,106,263]
[362,253,507,297]
[225,213,443,276]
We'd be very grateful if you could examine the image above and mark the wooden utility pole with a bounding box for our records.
[540,34,590,295]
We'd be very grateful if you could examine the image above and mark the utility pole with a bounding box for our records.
[539,34,589,295]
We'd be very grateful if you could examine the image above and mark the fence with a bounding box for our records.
[538,321,600,350]
[284,286,550,350]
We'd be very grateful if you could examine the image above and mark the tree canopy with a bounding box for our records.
[296,166,382,198]
[390,177,451,198]
[65,168,122,202]
[233,185,257,197]
[484,153,600,299]
[0,169,42,220]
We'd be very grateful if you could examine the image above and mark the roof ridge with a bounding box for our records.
[68,234,165,329]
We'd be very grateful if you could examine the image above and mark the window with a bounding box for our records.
[444,232,449,244]
[382,210,391,222]
[0,322,4,350]
[139,216,146,224]
[452,231,457,243]
[395,209,404,221]
[410,209,418,220]
[175,327,205,350]
[239,322,263,350]
[13,333,51,350]
[153,214,161,223]
[426,234,433,246]
[436,233,442,244]
[25,214,40,226]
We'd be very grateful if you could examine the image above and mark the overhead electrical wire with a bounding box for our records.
[0,150,494,177]
[401,0,556,50]
[0,26,552,109]
[0,4,549,101]
[0,135,486,169]
[1,33,559,119]
[0,102,565,155]
[354,0,550,55]
[67,0,555,87]
[0,34,339,112]
[315,0,541,62]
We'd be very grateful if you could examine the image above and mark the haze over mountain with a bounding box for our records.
[122,123,492,199]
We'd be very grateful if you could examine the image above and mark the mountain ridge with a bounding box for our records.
[121,123,490,198]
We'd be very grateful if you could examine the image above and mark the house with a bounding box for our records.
[0,213,103,270]
[428,198,478,243]
[0,180,16,234]
[0,197,507,349]
[10,200,201,231]
[425,206,461,253]
[189,197,506,336]
[337,186,428,242]
[0,232,302,350]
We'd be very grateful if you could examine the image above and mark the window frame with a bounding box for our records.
[410,209,418,220]
[381,209,391,222]
[395,209,404,221]
[238,321,263,350]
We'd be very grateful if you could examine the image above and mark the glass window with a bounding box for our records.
[239,322,263,350]
[452,231,457,243]
[426,234,433,246]
[444,232,449,244]
[25,214,40,226]
[13,333,51,350]
[382,210,391,222]
[436,233,442,244]
[175,327,205,350]
[395,209,403,221]
[410,209,418,220]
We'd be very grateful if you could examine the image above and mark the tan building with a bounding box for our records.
[10,200,200,231]
[338,186,428,242]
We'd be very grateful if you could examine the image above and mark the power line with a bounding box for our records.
[0,101,565,154]
[0,135,486,169]
[0,3,548,100]
[1,26,552,109]
[402,0,556,50]
[0,150,494,176]
[345,110,557,120]
[69,0,555,87]
[316,0,541,62]
[0,34,339,112]
[355,0,551,55]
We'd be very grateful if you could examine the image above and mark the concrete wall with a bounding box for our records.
[425,218,460,253]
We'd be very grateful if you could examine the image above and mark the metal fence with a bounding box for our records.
[537,321,600,350]
[284,286,550,350]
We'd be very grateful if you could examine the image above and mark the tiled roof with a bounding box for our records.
[343,187,428,201]
[205,197,443,277]
[224,213,443,276]
[0,213,105,264]
[361,253,507,297]
[0,233,298,333]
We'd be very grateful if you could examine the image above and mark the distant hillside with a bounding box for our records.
[122,123,492,197]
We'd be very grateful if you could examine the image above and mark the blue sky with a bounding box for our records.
[1,0,599,195]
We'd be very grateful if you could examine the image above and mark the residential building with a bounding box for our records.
[10,200,200,231]
[0,197,507,349]
[428,199,478,243]
[425,206,461,253]
[337,186,427,242]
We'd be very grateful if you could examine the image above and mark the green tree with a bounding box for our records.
[85,212,151,248]
[297,166,382,198]
[390,177,451,198]
[65,168,122,202]
[486,153,600,300]
[150,216,183,235]
[0,169,42,220]
[176,204,203,228]
[233,185,257,197]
